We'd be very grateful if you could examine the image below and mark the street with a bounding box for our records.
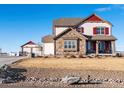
[0,56,26,66]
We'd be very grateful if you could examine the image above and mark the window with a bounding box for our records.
[76,27,84,34]
[101,27,104,34]
[96,28,101,34]
[64,40,77,50]
[95,27,106,35]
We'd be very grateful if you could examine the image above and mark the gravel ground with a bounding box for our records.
[1,67,124,88]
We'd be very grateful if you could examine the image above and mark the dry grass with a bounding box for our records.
[12,57,124,71]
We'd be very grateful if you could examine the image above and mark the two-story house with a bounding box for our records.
[42,14,117,56]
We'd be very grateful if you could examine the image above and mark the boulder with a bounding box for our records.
[2,79,16,84]
[0,64,10,71]
[0,64,26,83]
[0,78,5,84]
[0,65,11,78]
[61,76,81,85]
[88,55,96,58]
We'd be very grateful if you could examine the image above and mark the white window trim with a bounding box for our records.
[96,26,106,35]
[64,40,77,50]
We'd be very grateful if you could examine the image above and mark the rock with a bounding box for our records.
[96,79,103,83]
[92,78,98,82]
[0,64,11,78]
[49,78,54,81]
[87,75,91,83]
[103,79,109,82]
[0,64,10,71]
[49,78,61,82]
[0,65,26,84]
[29,77,37,81]
[88,55,95,58]
[61,76,81,85]
[0,78,5,84]
[115,79,123,83]
[2,79,16,84]
[108,79,113,82]
[0,70,7,78]
[39,78,45,82]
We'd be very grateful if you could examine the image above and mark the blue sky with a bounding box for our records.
[0,4,124,53]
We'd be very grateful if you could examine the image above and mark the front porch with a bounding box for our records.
[86,40,116,55]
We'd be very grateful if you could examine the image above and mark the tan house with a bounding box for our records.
[42,14,117,56]
[20,41,42,57]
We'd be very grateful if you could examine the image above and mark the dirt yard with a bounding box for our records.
[1,57,124,88]
[12,57,124,71]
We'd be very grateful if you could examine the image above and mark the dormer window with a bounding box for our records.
[93,27,109,35]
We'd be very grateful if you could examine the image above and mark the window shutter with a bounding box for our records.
[81,27,84,33]
[105,27,109,35]
[93,27,97,35]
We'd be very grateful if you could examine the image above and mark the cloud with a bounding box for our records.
[95,7,111,12]
[95,5,124,12]
[112,5,124,9]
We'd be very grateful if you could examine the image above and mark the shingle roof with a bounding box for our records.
[53,18,83,26]
[85,35,117,41]
[53,14,112,27]
[21,41,36,47]
[42,35,54,43]
[54,28,87,40]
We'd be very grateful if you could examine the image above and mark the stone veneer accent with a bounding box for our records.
[55,29,87,55]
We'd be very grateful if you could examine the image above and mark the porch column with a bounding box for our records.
[111,41,116,55]
[83,40,86,55]
[96,41,99,56]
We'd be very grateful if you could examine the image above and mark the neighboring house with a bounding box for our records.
[0,48,9,56]
[9,52,17,56]
[0,53,8,56]
[42,14,117,56]
[20,41,43,57]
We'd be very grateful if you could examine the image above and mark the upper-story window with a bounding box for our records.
[93,27,109,35]
[96,27,105,35]
[77,27,84,34]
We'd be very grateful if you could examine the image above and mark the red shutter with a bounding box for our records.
[81,27,84,33]
[93,27,97,35]
[105,27,109,35]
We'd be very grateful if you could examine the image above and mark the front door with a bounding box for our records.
[99,41,105,53]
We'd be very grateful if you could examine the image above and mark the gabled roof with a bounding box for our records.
[54,28,88,40]
[21,41,36,47]
[75,13,112,27]
[54,14,112,27]
[42,35,54,43]
[53,18,83,27]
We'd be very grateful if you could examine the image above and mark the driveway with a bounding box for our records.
[0,56,26,66]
